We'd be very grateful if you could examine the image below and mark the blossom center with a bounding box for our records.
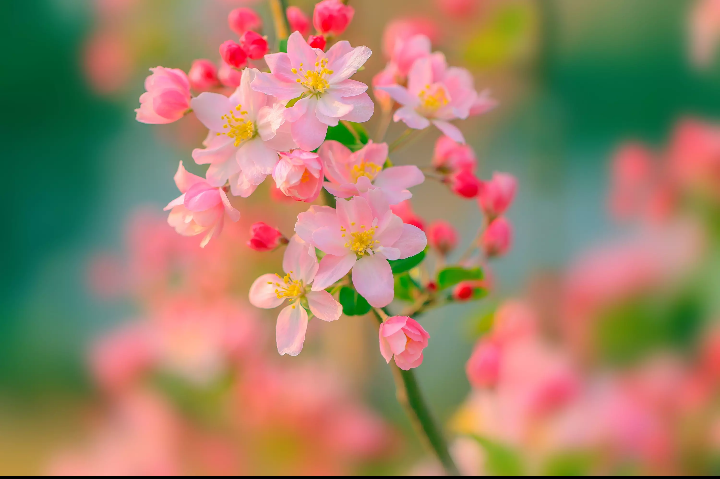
[293,58,333,95]
[270,273,304,299]
[350,160,382,182]
[342,224,380,257]
[218,104,255,147]
[418,84,449,114]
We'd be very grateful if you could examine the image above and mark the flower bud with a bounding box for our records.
[188,59,219,91]
[228,7,262,36]
[481,217,512,258]
[478,172,517,219]
[447,169,481,198]
[287,6,311,36]
[272,151,324,202]
[433,135,477,173]
[453,281,475,301]
[308,34,327,51]
[218,60,242,88]
[390,200,425,231]
[466,340,501,389]
[240,31,269,60]
[135,67,191,124]
[247,222,287,252]
[427,221,458,255]
[313,0,355,36]
[219,40,247,69]
[379,316,430,370]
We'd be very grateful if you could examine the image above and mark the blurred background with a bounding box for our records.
[3,0,720,475]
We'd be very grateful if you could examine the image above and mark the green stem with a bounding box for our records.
[269,0,290,41]
[372,309,460,476]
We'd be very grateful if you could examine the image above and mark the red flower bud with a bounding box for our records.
[313,0,355,36]
[228,8,262,36]
[427,221,458,255]
[447,169,481,198]
[453,281,475,301]
[188,59,219,91]
[240,31,269,60]
[481,217,512,258]
[287,6,311,36]
[478,172,517,219]
[247,223,287,252]
[219,40,247,69]
[307,35,327,51]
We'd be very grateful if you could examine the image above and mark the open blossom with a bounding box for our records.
[377,55,484,143]
[164,162,240,248]
[478,172,517,218]
[191,68,296,196]
[295,189,427,307]
[247,222,286,251]
[249,236,342,356]
[188,59,219,91]
[319,140,425,204]
[272,150,324,202]
[287,6,311,36]
[136,67,191,124]
[251,32,374,151]
[433,135,477,173]
[379,316,430,370]
[313,0,355,36]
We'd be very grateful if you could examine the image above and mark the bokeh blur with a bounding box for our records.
[3,0,720,475]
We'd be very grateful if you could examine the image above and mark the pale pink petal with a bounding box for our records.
[306,291,342,321]
[324,182,360,198]
[191,92,232,132]
[317,93,354,118]
[374,211,404,246]
[352,254,394,307]
[373,165,425,204]
[264,52,295,82]
[379,333,394,363]
[276,302,309,356]
[287,31,318,70]
[432,120,465,144]
[376,246,401,260]
[318,140,353,184]
[407,57,434,95]
[192,136,236,166]
[295,205,341,245]
[264,121,297,151]
[392,224,427,259]
[230,171,259,198]
[219,189,241,222]
[394,106,430,129]
[173,162,204,193]
[330,79,368,97]
[337,196,374,230]
[256,102,286,141]
[385,329,408,355]
[249,273,285,309]
[375,85,417,106]
[324,40,353,65]
[363,187,391,219]
[470,89,498,116]
[338,92,374,123]
[251,72,304,101]
[313,226,349,257]
[283,235,319,283]
[315,109,340,127]
[184,183,222,211]
[234,68,267,118]
[285,96,310,122]
[206,155,241,187]
[328,46,373,83]
[290,107,329,151]
[312,253,357,291]
[237,138,280,184]
[395,353,424,370]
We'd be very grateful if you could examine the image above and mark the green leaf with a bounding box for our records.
[278,39,288,53]
[339,286,372,316]
[437,266,483,290]
[388,249,426,274]
[324,122,369,151]
[469,435,524,476]
[286,95,302,108]
[395,274,419,302]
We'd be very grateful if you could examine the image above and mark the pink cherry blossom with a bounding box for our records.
[313,0,355,36]
[228,7,262,36]
[287,6,311,36]
[247,222,287,251]
[379,316,430,370]
[188,59,219,91]
[382,18,440,59]
[318,140,425,204]
[433,135,477,172]
[249,236,342,356]
[272,150,324,202]
[294,189,427,307]
[191,68,296,196]
[377,55,492,143]
[164,162,240,248]
[690,0,720,67]
[251,32,374,151]
[478,172,517,219]
[136,67,191,124]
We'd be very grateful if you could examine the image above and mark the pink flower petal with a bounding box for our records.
[251,71,304,101]
[317,93,355,118]
[331,79,369,98]
[306,290,342,321]
[338,92,374,123]
[290,105,329,151]
[191,92,232,132]
[283,235,319,283]
[328,46,373,84]
[313,226,349,257]
[433,120,465,144]
[276,302,309,356]
[295,205,341,245]
[375,85,417,106]
[352,254,394,307]
[392,224,427,259]
[206,155,242,188]
[337,196,374,230]
[287,31,318,70]
[249,273,286,309]
[173,162,204,193]
[313,253,357,291]
[264,52,295,82]
[373,165,425,204]
[394,106,430,129]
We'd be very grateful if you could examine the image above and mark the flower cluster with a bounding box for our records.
[134,0,511,371]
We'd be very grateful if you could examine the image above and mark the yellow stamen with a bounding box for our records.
[418,86,449,113]
[217,103,255,147]
[350,160,383,182]
[274,273,304,299]
[295,57,333,95]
